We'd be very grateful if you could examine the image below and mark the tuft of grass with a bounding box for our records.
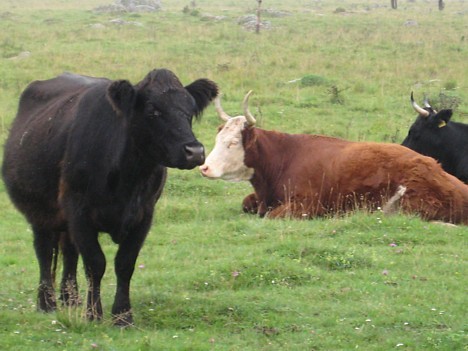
[300,74,329,87]
[444,80,457,91]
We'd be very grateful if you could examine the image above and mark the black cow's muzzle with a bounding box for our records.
[183,142,205,169]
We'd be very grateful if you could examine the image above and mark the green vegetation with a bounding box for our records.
[0,1,466,350]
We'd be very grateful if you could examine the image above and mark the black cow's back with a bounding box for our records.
[2,74,110,228]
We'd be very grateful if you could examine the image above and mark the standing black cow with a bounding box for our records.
[402,93,468,183]
[2,69,218,326]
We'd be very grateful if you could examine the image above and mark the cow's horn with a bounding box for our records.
[423,95,431,108]
[423,96,437,113]
[243,90,256,126]
[214,94,231,121]
[411,92,429,117]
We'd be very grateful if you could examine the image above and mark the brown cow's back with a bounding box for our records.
[336,142,468,223]
[397,156,468,224]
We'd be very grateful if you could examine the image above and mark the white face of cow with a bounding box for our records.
[200,116,254,181]
[199,91,256,182]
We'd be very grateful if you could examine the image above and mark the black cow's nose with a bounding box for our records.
[185,143,205,165]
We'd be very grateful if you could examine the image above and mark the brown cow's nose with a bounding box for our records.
[199,164,209,176]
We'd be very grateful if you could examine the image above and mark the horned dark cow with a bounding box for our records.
[2,70,218,325]
[402,93,468,183]
[200,91,468,225]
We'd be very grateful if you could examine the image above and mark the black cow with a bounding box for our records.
[2,69,218,326]
[402,93,468,183]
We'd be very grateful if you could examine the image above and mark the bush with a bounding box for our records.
[300,74,329,87]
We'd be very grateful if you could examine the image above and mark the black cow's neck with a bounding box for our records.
[127,115,163,169]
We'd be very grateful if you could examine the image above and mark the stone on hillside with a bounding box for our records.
[404,20,418,26]
[109,18,144,26]
[200,14,227,22]
[238,14,271,31]
[8,51,31,60]
[94,0,161,14]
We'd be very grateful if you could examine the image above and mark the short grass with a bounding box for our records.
[0,1,467,350]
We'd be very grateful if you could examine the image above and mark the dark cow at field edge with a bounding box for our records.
[2,70,218,326]
[200,91,468,225]
[402,93,468,183]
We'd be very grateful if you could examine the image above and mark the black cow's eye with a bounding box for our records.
[150,110,161,119]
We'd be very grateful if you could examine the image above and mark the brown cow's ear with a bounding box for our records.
[106,80,136,117]
[185,79,219,118]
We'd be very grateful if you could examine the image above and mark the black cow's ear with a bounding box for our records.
[106,80,136,116]
[437,109,453,123]
[185,79,219,117]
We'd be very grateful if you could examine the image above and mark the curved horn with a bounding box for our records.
[243,90,256,126]
[411,92,429,117]
[423,95,437,113]
[213,94,231,121]
[423,95,431,108]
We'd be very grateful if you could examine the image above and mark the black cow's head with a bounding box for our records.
[107,69,218,170]
[402,92,453,160]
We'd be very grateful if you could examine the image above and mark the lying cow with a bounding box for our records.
[200,91,468,225]
[2,70,218,325]
[402,93,468,183]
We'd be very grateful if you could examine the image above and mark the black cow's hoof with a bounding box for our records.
[37,286,56,312]
[113,311,134,328]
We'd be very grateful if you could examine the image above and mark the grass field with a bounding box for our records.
[0,0,467,350]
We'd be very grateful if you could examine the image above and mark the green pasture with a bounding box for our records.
[0,0,467,350]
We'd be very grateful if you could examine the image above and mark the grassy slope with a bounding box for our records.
[0,1,467,350]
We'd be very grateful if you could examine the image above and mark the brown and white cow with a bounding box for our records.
[200,91,468,225]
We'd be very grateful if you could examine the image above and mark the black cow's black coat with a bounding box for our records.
[402,107,468,183]
[2,69,218,325]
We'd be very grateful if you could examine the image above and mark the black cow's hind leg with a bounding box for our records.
[69,217,105,321]
[33,227,59,312]
[59,232,81,307]
[81,238,106,321]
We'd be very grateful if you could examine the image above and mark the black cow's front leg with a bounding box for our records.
[33,227,59,312]
[111,222,150,327]
[68,215,105,321]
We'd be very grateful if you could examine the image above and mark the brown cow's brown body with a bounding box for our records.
[200,92,468,225]
[241,128,468,224]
